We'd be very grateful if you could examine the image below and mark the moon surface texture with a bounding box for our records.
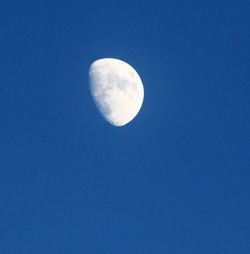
[89,58,144,126]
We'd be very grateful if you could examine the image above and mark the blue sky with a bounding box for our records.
[0,0,249,253]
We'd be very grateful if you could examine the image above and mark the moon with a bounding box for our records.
[89,58,144,126]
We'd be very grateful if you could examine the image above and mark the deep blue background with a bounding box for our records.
[0,0,249,253]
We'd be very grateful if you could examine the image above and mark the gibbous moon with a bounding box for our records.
[89,58,144,126]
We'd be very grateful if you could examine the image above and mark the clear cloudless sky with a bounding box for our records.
[0,0,249,253]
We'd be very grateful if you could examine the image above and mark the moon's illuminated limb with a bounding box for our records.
[89,58,144,126]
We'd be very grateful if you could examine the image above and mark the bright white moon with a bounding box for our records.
[89,58,144,126]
